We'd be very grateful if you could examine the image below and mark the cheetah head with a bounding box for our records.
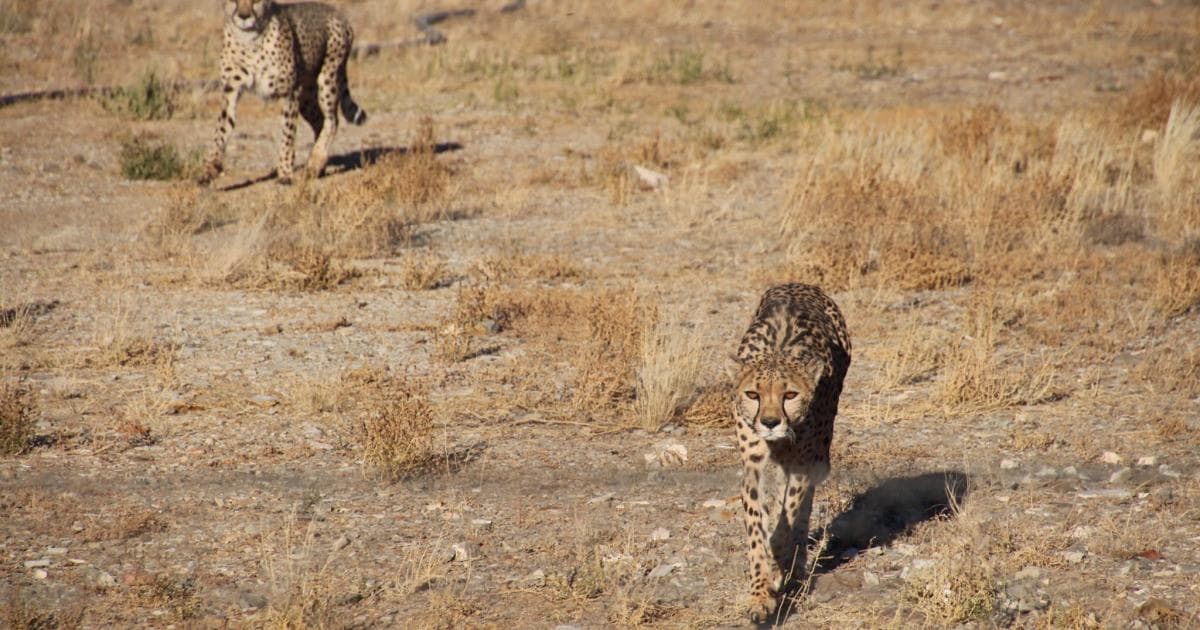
[226,0,273,32]
[733,356,822,442]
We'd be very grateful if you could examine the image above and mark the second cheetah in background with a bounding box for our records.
[731,283,852,622]
[200,0,367,185]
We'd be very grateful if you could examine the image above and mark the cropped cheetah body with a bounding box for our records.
[732,284,851,622]
[201,0,367,185]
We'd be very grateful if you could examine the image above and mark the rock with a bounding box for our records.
[1158,464,1181,478]
[1062,466,1078,476]
[644,442,688,468]
[649,527,670,542]
[526,569,546,586]
[248,394,279,409]
[1101,451,1123,464]
[1000,458,1019,470]
[633,165,669,190]
[1062,550,1086,564]
[32,569,48,580]
[1004,579,1050,612]
[45,547,68,556]
[862,571,880,586]
[451,542,479,562]
[647,563,677,578]
[470,519,494,531]
[239,591,268,610]
[1036,466,1057,477]
[96,571,117,588]
[988,71,1008,81]
[1077,488,1133,500]
[1141,129,1159,144]
[332,535,350,552]
[1109,468,1131,483]
[702,498,728,509]
[1136,456,1158,467]
[23,559,51,568]
[587,492,615,505]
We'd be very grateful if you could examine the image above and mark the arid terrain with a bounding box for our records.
[2,1,1200,627]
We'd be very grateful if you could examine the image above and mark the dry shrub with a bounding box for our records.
[143,186,235,257]
[900,503,998,625]
[1116,70,1200,131]
[1151,239,1200,318]
[879,323,950,390]
[397,249,448,290]
[342,369,435,481]
[681,382,730,427]
[261,513,344,630]
[350,116,450,212]
[1133,346,1200,397]
[633,313,703,430]
[469,250,584,284]
[0,381,34,456]
[1152,102,1200,229]
[571,288,654,413]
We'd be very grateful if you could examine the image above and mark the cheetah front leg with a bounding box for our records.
[774,475,816,593]
[276,88,300,184]
[740,439,781,623]
[200,81,244,185]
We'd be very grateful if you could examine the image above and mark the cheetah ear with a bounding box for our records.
[803,357,824,383]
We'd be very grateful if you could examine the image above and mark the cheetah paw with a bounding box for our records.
[747,593,777,624]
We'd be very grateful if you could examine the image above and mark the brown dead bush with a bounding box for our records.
[0,381,34,456]
[342,369,436,481]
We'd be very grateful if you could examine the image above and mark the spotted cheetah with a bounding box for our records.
[732,283,851,623]
[200,0,367,185]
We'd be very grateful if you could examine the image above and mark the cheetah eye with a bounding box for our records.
[783,392,798,401]
[743,391,759,401]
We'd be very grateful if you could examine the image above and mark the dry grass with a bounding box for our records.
[633,312,703,430]
[899,496,999,626]
[340,368,436,481]
[878,322,950,390]
[260,512,345,630]
[0,379,34,456]
[397,249,449,290]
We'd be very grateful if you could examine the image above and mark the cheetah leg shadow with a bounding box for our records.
[215,142,463,192]
[766,471,969,626]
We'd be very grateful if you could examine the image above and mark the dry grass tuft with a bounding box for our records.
[879,323,950,390]
[1116,70,1200,131]
[341,369,436,481]
[260,513,344,630]
[397,249,449,290]
[351,116,451,211]
[681,382,730,428]
[571,288,654,414]
[900,498,999,626]
[0,380,35,456]
[1151,239,1200,318]
[633,313,703,430]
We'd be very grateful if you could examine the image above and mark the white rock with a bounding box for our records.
[1141,129,1159,144]
[647,563,677,578]
[702,498,728,509]
[1036,466,1057,477]
[331,536,350,552]
[450,542,479,562]
[24,559,50,568]
[1063,466,1078,476]
[1101,451,1123,465]
[1137,456,1158,467]
[587,492,615,505]
[97,571,117,588]
[988,71,1007,81]
[650,527,670,542]
[1077,488,1133,500]
[45,547,68,555]
[862,570,880,586]
[32,569,47,580]
[1000,458,1020,470]
[1109,468,1131,483]
[1062,550,1086,564]
[633,165,669,190]
[1159,464,1181,479]
[470,519,494,531]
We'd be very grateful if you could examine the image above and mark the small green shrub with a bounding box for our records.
[106,71,175,121]
[119,136,192,181]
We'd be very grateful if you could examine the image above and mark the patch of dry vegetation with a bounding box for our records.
[339,368,436,481]
[633,312,703,430]
[0,379,35,456]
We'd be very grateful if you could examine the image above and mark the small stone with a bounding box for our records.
[1101,451,1123,465]
[527,569,546,585]
[450,542,479,562]
[331,535,350,552]
[1062,550,1086,564]
[45,547,68,556]
[633,165,669,190]
[470,519,494,531]
[862,571,880,586]
[1137,456,1158,467]
[1000,458,1019,470]
[587,492,615,505]
[1158,464,1181,478]
[647,563,677,578]
[1077,488,1133,500]
[1109,468,1131,483]
[650,527,670,542]
[1062,466,1078,476]
[1036,466,1057,477]
[702,498,728,509]
[988,70,1008,81]
[23,559,50,568]
[32,569,47,580]
[1141,129,1159,144]
[96,571,117,588]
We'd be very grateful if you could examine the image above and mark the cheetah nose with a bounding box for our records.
[760,416,781,429]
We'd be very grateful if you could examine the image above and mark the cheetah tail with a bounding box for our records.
[341,93,367,126]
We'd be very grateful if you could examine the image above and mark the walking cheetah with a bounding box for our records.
[732,283,851,623]
[199,0,367,186]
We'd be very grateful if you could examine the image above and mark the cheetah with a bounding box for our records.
[199,0,367,186]
[732,283,851,623]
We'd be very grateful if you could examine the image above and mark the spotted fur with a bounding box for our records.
[732,283,851,623]
[200,0,367,185]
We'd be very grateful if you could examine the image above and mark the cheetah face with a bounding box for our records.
[226,0,272,31]
[735,365,819,442]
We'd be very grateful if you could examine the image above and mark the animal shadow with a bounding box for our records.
[770,471,969,626]
[216,142,464,192]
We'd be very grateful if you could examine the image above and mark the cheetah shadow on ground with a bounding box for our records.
[216,142,464,192]
[769,471,970,626]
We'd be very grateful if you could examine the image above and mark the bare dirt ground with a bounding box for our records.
[2,1,1200,628]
